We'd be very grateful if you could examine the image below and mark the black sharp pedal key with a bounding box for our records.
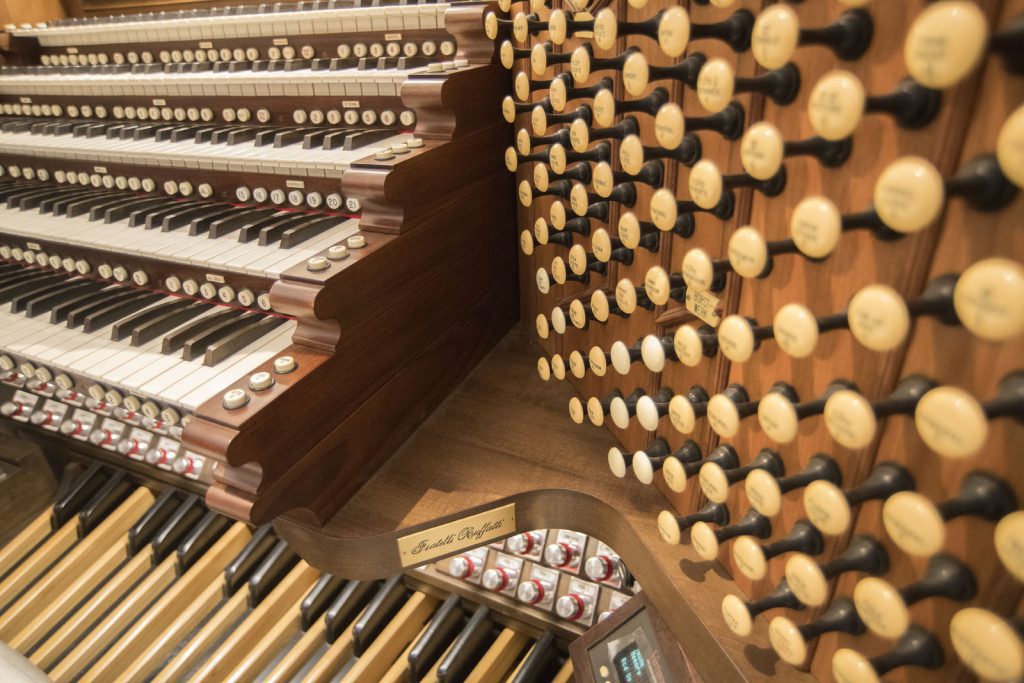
[130,301,213,346]
[181,311,263,361]
[51,464,110,529]
[82,292,165,333]
[203,315,286,365]
[279,214,347,248]
[247,540,299,606]
[149,496,206,562]
[324,580,381,642]
[111,297,191,341]
[436,604,496,681]
[509,631,557,683]
[408,593,465,680]
[299,574,348,630]
[352,576,408,655]
[65,288,145,328]
[176,510,233,573]
[78,471,134,536]
[223,525,279,595]
[25,279,106,317]
[126,488,184,556]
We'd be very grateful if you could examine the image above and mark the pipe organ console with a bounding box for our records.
[1,0,1024,681]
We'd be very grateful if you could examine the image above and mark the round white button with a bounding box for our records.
[853,576,909,639]
[249,372,274,391]
[803,480,852,536]
[784,553,829,607]
[697,58,736,114]
[950,608,1024,682]
[824,389,877,449]
[873,156,945,233]
[722,594,754,636]
[740,122,785,180]
[914,385,987,458]
[995,511,1024,582]
[848,284,910,351]
[758,391,800,443]
[717,315,756,363]
[274,356,296,374]
[222,388,249,409]
[746,468,784,517]
[752,5,800,70]
[954,258,1024,341]
[773,303,820,358]
[790,196,843,259]
[904,1,988,89]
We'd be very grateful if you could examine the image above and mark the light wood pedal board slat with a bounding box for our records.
[222,590,308,683]
[0,520,77,614]
[0,509,51,580]
[340,591,440,683]
[261,616,328,683]
[378,620,433,683]
[551,658,573,683]
[301,605,367,683]
[466,628,530,683]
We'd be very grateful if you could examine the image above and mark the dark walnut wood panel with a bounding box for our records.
[276,325,817,683]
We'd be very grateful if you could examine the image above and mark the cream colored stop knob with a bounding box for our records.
[808,70,866,141]
[732,535,769,581]
[622,52,650,97]
[848,284,911,351]
[688,160,724,210]
[568,351,587,379]
[773,303,820,358]
[790,196,843,259]
[615,278,640,314]
[882,491,944,557]
[904,1,988,89]
[614,138,642,179]
[728,227,770,279]
[592,9,618,51]
[746,468,784,517]
[802,480,852,536]
[654,103,685,150]
[549,78,568,112]
[537,357,551,382]
[721,594,754,637]
[913,385,987,458]
[484,12,499,40]
[588,346,608,377]
[830,648,881,683]
[873,156,945,233]
[697,58,736,114]
[644,265,673,306]
[535,313,550,339]
[568,396,585,424]
[658,7,691,58]
[548,143,568,174]
[590,290,611,322]
[550,306,567,334]
[824,389,877,449]
[950,608,1024,682]
[681,248,717,293]
[690,521,722,560]
[547,9,568,44]
[740,122,785,180]
[674,325,708,368]
[592,88,615,126]
[752,5,800,70]
[668,394,698,434]
[954,258,1024,341]
[550,257,568,285]
[617,213,643,250]
[784,553,829,607]
[586,396,606,426]
[657,509,682,544]
[998,105,1024,189]
[757,391,800,443]
[707,392,742,438]
[995,511,1024,582]
[717,315,757,363]
[649,188,680,232]
[853,576,909,640]
[769,616,810,666]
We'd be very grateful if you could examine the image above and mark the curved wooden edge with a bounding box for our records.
[444,3,499,64]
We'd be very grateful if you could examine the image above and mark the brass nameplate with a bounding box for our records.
[686,290,721,327]
[397,504,516,567]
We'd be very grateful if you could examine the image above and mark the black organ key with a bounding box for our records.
[101,196,168,223]
[15,188,68,211]
[299,574,347,631]
[50,464,110,529]
[208,208,281,238]
[342,129,397,150]
[352,576,408,655]
[12,278,98,315]
[176,510,233,572]
[223,525,278,594]
[273,128,320,148]
[161,308,246,354]
[64,192,130,218]
[0,272,69,305]
[148,496,206,563]
[49,286,122,324]
[279,214,348,248]
[111,298,195,341]
[248,540,299,605]
[66,289,154,329]
[407,593,465,679]
[253,212,316,245]
[144,201,206,230]
[324,580,379,643]
[81,292,165,333]
[84,195,146,222]
[198,314,286,366]
[161,203,233,232]
[78,470,133,535]
[125,488,186,555]
[436,604,495,680]
[300,128,332,149]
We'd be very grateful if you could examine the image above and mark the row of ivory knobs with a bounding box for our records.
[37,40,456,67]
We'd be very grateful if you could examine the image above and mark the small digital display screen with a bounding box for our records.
[613,642,655,682]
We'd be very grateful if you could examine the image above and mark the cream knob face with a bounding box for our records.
[682,248,716,293]
[633,448,657,483]
[882,491,944,557]
[530,43,548,75]
[514,72,531,103]
[548,144,568,174]
[773,303,820,358]
[874,156,945,233]
[751,5,800,70]
[569,118,590,152]
[593,9,618,51]
[568,244,589,274]
[500,42,516,70]
[550,201,567,230]
[728,227,770,278]
[848,284,911,351]
[688,160,724,210]
[592,228,613,262]
[668,394,697,435]
[717,315,756,363]
[550,257,568,285]
[570,46,591,83]
[593,89,616,126]
[699,462,730,504]
[622,52,650,97]
[697,58,735,114]
[658,509,682,544]
[609,396,631,429]
[707,393,741,438]
[533,217,551,244]
[516,128,532,156]
[535,267,549,293]
[551,355,566,380]
[954,258,1024,341]
[950,608,1024,682]
[657,7,691,58]
[803,480,852,536]
[588,346,608,376]
[610,340,633,375]
[593,162,614,197]
[533,164,551,193]
[746,468,784,516]
[644,265,672,306]
[548,9,568,44]
[641,334,667,373]
[649,188,679,232]
[662,455,688,492]
[537,357,552,381]
[550,306,567,334]
[569,351,587,379]
[853,576,908,639]
[997,105,1024,189]
[587,396,606,426]
[616,278,640,314]
[618,213,642,250]
[824,389,877,450]
[504,145,518,169]
[831,648,881,683]
[722,594,754,636]
[674,325,706,368]
[535,313,550,339]
[732,535,768,580]
[808,71,866,141]
[608,446,629,478]
[690,521,720,560]
[740,122,785,180]
[654,103,685,150]
[769,616,809,665]
[591,290,611,322]
[569,299,589,328]
[790,196,843,258]
[550,77,568,112]
[784,552,829,607]
[512,12,529,43]
[518,179,534,207]
[995,511,1024,582]
[521,231,536,256]
[914,385,987,459]
[484,12,499,40]
[532,106,549,135]
[619,135,645,176]
[635,396,661,432]
[904,1,988,89]
[758,391,800,443]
